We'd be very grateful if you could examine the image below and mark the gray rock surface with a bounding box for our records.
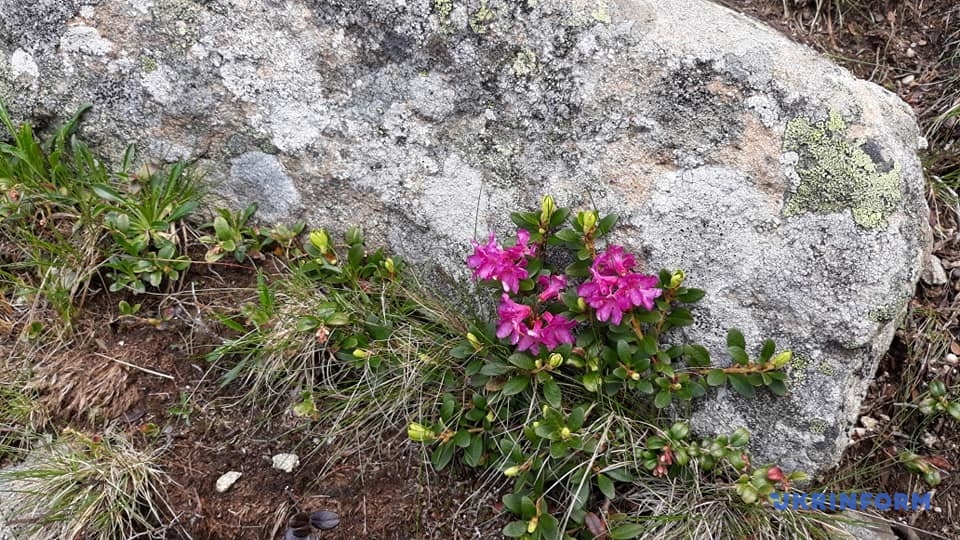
[0,0,930,474]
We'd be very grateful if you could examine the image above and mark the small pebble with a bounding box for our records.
[900,74,915,85]
[945,353,958,364]
[860,416,879,430]
[215,471,242,493]
[272,453,300,473]
[906,47,916,57]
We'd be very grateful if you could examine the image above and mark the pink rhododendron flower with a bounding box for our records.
[592,245,636,277]
[539,312,576,350]
[578,245,662,325]
[537,274,567,302]
[467,231,532,293]
[496,294,532,345]
[615,273,661,311]
[495,295,576,354]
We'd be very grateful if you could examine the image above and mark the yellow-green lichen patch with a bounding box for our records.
[816,361,835,377]
[783,110,902,230]
[470,1,495,33]
[788,354,811,387]
[591,0,612,23]
[511,50,538,76]
[868,293,910,323]
[140,55,158,73]
[434,0,453,20]
[808,419,827,434]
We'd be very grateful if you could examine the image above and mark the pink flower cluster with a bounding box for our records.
[577,246,662,325]
[467,230,534,293]
[496,294,576,355]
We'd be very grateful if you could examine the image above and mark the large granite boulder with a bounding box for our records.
[0,0,929,474]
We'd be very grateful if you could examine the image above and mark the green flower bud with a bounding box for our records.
[630,372,641,381]
[467,332,482,351]
[503,465,522,477]
[383,257,395,274]
[540,195,556,225]
[407,422,435,442]
[771,350,792,368]
[577,297,587,311]
[309,230,331,253]
[485,409,495,422]
[353,348,371,359]
[669,269,685,289]
[560,427,572,440]
[580,210,598,233]
[549,353,563,369]
[527,516,539,533]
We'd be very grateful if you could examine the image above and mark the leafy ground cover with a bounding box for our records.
[0,1,957,539]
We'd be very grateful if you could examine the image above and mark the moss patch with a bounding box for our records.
[783,110,902,230]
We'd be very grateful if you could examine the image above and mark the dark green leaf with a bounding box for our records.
[439,394,456,421]
[654,390,671,409]
[635,380,654,394]
[431,442,455,471]
[727,328,746,349]
[597,213,618,235]
[610,523,645,539]
[348,244,364,268]
[640,335,658,356]
[760,339,776,362]
[677,288,706,303]
[296,316,321,332]
[728,346,749,366]
[728,374,755,398]
[767,379,788,396]
[543,378,562,408]
[449,343,474,359]
[502,521,528,537]
[539,513,560,539]
[503,493,523,515]
[453,430,471,448]
[520,496,536,519]
[480,362,512,377]
[617,340,631,364]
[565,260,591,278]
[665,308,693,327]
[597,474,615,500]
[501,376,530,396]
[706,369,726,386]
[554,229,582,243]
[507,353,536,370]
[568,406,586,430]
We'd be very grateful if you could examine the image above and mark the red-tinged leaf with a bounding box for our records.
[926,456,953,471]
[485,378,506,392]
[585,512,607,538]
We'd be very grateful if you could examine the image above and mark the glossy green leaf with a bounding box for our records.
[501,376,530,396]
[543,377,562,408]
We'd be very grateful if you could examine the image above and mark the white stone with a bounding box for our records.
[271,453,299,473]
[215,471,242,493]
[10,49,39,79]
[60,26,114,56]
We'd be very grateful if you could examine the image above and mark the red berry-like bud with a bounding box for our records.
[766,466,784,482]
